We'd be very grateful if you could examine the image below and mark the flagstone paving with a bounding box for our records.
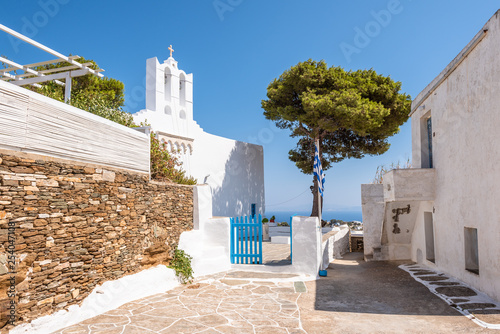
[53,271,307,334]
[53,253,499,334]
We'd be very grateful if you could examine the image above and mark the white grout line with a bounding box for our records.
[400,264,500,330]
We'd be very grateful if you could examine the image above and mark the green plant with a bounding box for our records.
[262,218,269,223]
[70,93,135,127]
[278,222,289,227]
[168,248,194,284]
[270,215,276,222]
[150,133,197,185]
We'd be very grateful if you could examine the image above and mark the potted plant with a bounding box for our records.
[268,215,277,227]
[261,218,270,241]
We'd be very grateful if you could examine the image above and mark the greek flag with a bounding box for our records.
[313,141,325,197]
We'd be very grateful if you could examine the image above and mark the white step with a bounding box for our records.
[271,236,290,244]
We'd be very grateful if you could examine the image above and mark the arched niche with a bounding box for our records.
[164,66,172,102]
[179,72,186,107]
[164,105,172,115]
[179,110,187,120]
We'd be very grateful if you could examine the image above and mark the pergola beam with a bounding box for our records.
[0,55,81,73]
[0,56,39,76]
[0,56,65,86]
[15,62,95,78]
[24,56,81,69]
[0,23,107,102]
[0,24,103,78]
[7,69,90,86]
[0,71,41,88]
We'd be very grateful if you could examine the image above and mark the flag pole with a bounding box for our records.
[316,137,322,225]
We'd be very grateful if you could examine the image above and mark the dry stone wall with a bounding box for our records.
[0,150,194,331]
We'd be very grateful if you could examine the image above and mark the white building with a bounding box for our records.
[133,51,265,218]
[361,10,500,302]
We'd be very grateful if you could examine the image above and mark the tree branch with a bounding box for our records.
[297,122,311,136]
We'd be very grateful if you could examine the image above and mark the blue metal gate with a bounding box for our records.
[230,214,263,264]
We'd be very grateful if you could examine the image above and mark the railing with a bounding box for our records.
[230,214,263,264]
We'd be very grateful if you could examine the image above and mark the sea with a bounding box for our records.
[267,210,363,223]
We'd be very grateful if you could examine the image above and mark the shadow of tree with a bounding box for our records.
[211,141,265,218]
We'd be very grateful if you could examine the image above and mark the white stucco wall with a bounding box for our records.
[409,10,500,301]
[178,186,231,277]
[190,131,265,218]
[383,169,435,202]
[361,184,385,260]
[321,226,350,269]
[381,201,421,261]
[409,201,435,266]
[291,216,322,277]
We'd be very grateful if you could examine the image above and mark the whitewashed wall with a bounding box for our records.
[190,130,265,218]
[0,80,150,174]
[321,226,350,269]
[411,11,500,301]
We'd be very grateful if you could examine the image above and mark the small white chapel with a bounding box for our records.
[133,47,265,218]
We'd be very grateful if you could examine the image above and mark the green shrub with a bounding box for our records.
[168,248,194,284]
[150,133,197,185]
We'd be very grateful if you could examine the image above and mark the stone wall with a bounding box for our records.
[0,150,194,331]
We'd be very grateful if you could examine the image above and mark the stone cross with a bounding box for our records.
[168,45,174,57]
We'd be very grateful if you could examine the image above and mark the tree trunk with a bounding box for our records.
[310,177,324,218]
[310,136,323,219]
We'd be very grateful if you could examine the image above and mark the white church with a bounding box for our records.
[133,48,265,218]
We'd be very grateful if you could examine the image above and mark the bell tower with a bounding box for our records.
[143,46,193,137]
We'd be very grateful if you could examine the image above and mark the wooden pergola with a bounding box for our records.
[0,23,104,102]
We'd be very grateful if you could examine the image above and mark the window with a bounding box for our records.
[420,113,433,168]
[464,227,479,275]
[427,117,433,168]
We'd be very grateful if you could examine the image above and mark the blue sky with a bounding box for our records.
[1,1,498,213]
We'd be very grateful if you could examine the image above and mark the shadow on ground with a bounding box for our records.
[314,252,454,316]
[298,252,496,333]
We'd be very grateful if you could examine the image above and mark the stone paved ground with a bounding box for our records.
[54,253,499,334]
[262,241,291,266]
[53,271,306,334]
[298,253,498,333]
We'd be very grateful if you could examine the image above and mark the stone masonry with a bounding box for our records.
[0,150,194,331]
